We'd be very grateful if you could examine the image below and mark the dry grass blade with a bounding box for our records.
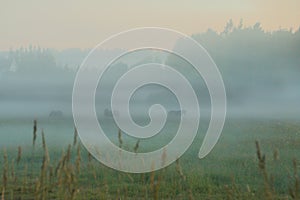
[293,159,299,199]
[11,159,15,182]
[273,148,279,161]
[175,158,195,199]
[150,162,155,192]
[255,140,265,170]
[88,151,93,164]
[1,188,4,200]
[175,158,186,181]
[41,130,50,164]
[65,144,71,164]
[22,164,28,194]
[2,149,8,188]
[55,151,64,176]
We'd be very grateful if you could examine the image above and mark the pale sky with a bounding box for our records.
[1,0,299,50]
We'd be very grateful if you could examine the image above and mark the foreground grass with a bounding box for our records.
[0,119,299,199]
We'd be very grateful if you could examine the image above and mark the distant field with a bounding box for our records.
[0,117,299,199]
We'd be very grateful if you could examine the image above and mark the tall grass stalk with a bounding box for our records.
[33,119,37,147]
[39,130,50,200]
[133,139,140,153]
[2,149,8,200]
[73,127,78,147]
[255,140,273,200]
[289,159,299,199]
[118,129,123,148]
[75,144,81,174]
[17,146,22,165]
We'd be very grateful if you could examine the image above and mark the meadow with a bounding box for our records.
[0,117,299,199]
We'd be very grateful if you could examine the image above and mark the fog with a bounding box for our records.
[0,22,299,120]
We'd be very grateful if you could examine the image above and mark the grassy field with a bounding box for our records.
[0,118,299,199]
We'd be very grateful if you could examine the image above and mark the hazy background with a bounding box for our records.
[1,0,300,50]
[0,21,299,120]
[0,0,299,120]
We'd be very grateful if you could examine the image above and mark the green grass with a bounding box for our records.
[0,118,299,199]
